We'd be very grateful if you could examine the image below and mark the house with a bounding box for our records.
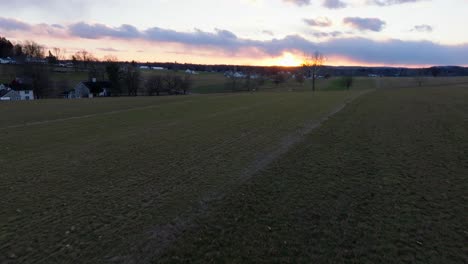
[0,84,34,101]
[0,89,21,101]
[185,69,198,75]
[139,66,150,70]
[68,80,112,99]
[18,90,34,100]
[152,67,165,70]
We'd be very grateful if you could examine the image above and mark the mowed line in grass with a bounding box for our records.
[1,91,365,263]
[157,86,468,263]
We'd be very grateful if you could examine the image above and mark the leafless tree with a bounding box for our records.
[22,40,45,58]
[22,64,51,98]
[303,51,325,92]
[163,74,183,94]
[52,47,66,61]
[124,65,141,96]
[103,55,118,63]
[181,74,193,95]
[74,50,97,68]
[146,75,164,96]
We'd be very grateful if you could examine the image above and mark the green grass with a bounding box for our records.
[0,90,363,263]
[158,85,468,263]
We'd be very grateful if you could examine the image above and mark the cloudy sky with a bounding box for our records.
[1,0,467,66]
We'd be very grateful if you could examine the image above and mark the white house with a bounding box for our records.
[185,69,198,75]
[18,90,34,100]
[67,80,112,99]
[0,89,21,101]
[139,66,150,70]
[151,67,165,70]
[68,83,91,98]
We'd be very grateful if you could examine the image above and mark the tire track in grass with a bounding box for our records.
[1,97,294,264]
[113,90,374,263]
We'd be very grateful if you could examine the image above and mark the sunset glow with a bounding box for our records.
[262,52,303,67]
[1,0,468,66]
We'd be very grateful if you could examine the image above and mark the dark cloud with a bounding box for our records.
[0,17,31,31]
[368,0,427,6]
[343,17,386,32]
[1,17,467,65]
[323,0,347,9]
[303,17,332,27]
[412,24,433,32]
[69,22,141,39]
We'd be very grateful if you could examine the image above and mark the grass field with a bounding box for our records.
[1,89,365,263]
[159,84,468,263]
[1,80,467,263]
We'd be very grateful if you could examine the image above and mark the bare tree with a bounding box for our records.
[124,65,141,96]
[74,50,97,68]
[146,75,164,96]
[22,40,45,58]
[105,57,122,95]
[303,51,325,92]
[52,47,66,61]
[21,64,51,98]
[181,74,193,95]
[163,74,183,95]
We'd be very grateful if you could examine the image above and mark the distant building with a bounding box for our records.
[0,83,34,101]
[185,69,198,75]
[18,90,34,100]
[68,80,112,99]
[0,89,21,101]
[152,67,165,70]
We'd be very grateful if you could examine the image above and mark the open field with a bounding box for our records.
[1,80,467,263]
[159,84,468,263]
[1,89,365,263]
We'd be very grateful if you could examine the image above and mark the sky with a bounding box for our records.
[1,0,468,67]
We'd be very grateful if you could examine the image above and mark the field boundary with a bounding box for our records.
[113,89,375,263]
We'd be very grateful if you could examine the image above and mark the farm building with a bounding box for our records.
[0,84,34,101]
[185,69,198,75]
[67,80,112,98]
[0,89,21,101]
[18,90,35,100]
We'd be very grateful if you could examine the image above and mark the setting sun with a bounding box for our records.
[265,52,303,67]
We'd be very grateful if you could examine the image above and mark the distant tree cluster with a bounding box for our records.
[146,74,193,96]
